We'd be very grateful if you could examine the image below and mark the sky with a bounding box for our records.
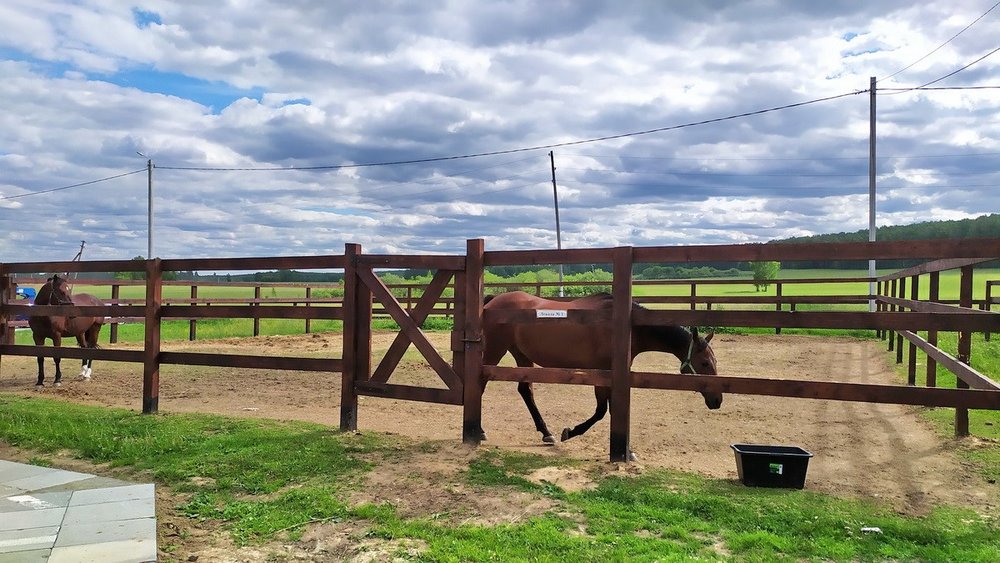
[0,1,998,266]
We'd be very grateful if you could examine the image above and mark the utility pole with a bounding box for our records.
[549,151,564,296]
[147,158,154,259]
[868,77,877,311]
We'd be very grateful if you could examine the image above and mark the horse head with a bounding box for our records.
[681,327,722,410]
[43,275,75,305]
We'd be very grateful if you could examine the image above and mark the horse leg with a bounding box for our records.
[33,333,46,387]
[561,387,611,442]
[510,348,555,444]
[53,357,63,386]
[35,356,45,387]
[76,333,93,379]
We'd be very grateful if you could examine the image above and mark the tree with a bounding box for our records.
[749,261,780,292]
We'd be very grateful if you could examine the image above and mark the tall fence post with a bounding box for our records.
[463,239,485,444]
[775,282,783,335]
[0,271,12,374]
[189,285,198,341]
[110,284,120,344]
[304,287,312,334]
[341,244,363,431]
[888,279,897,350]
[986,281,994,342]
[253,286,262,337]
[609,246,634,462]
[142,259,162,414]
[956,265,973,437]
[907,274,919,385]
[895,277,906,363]
[926,272,939,388]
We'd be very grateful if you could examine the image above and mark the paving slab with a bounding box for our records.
[0,460,156,562]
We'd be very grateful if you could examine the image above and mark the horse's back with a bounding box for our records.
[483,291,614,369]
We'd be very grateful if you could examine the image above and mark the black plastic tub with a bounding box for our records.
[731,444,813,489]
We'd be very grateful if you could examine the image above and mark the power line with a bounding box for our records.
[880,1,1000,83]
[564,150,1000,161]
[886,45,1000,94]
[0,168,146,201]
[155,90,864,172]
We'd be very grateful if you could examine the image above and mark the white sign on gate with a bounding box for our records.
[536,309,568,318]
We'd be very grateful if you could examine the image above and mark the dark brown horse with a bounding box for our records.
[29,275,104,387]
[482,291,721,445]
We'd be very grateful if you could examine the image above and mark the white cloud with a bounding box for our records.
[0,1,997,263]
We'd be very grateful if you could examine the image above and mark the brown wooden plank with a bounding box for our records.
[356,255,466,270]
[160,305,343,320]
[610,246,633,462]
[358,268,463,391]
[462,239,485,444]
[877,296,994,315]
[630,372,1000,409]
[2,259,141,274]
[631,309,1000,331]
[13,304,144,317]
[143,259,162,414]
[879,257,992,282]
[371,270,454,383]
[340,243,361,431]
[159,352,341,372]
[484,365,612,386]
[634,238,1000,263]
[355,381,462,405]
[898,331,1000,390]
[162,255,346,272]
[0,345,144,363]
[484,247,616,266]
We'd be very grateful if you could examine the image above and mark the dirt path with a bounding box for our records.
[2,332,996,516]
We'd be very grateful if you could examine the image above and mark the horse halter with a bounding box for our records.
[43,277,75,306]
[679,337,696,374]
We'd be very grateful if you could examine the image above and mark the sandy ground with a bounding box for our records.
[2,330,995,520]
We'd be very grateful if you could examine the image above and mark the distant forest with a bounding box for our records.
[149,213,1000,282]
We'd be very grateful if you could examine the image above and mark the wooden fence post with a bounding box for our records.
[463,239,485,444]
[253,285,262,337]
[986,281,994,342]
[142,259,162,414]
[110,284,120,343]
[341,244,362,431]
[775,282,782,335]
[610,246,634,462]
[907,274,919,385]
[189,285,198,341]
[926,272,939,388]
[895,277,906,363]
[956,266,973,437]
[304,287,312,334]
[888,279,897,351]
[0,271,11,374]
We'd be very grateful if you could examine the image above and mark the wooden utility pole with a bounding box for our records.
[549,151,564,296]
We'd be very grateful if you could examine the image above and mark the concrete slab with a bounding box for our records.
[0,460,156,562]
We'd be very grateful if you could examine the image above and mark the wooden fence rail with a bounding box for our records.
[2,237,999,462]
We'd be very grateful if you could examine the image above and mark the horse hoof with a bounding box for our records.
[54,382,61,388]
[542,435,555,444]
[560,428,572,442]
[34,383,44,390]
[627,451,638,462]
[78,374,91,381]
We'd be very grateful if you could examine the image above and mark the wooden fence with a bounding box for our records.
[2,238,999,462]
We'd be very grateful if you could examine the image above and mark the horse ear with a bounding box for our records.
[704,331,714,344]
[690,326,699,339]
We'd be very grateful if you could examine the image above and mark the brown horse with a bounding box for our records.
[29,275,104,387]
[482,291,721,446]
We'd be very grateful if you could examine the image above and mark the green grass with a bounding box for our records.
[887,331,1000,483]
[1,396,997,561]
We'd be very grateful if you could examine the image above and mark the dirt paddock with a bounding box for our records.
[1,331,996,516]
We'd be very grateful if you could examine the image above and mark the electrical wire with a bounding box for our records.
[155,90,865,172]
[880,1,1000,83]
[0,168,146,201]
[885,45,1000,94]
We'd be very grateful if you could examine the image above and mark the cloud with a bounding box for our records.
[0,0,997,264]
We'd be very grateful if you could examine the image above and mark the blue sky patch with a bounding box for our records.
[132,9,162,28]
[107,67,264,112]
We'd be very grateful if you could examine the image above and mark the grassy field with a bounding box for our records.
[1,396,997,562]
